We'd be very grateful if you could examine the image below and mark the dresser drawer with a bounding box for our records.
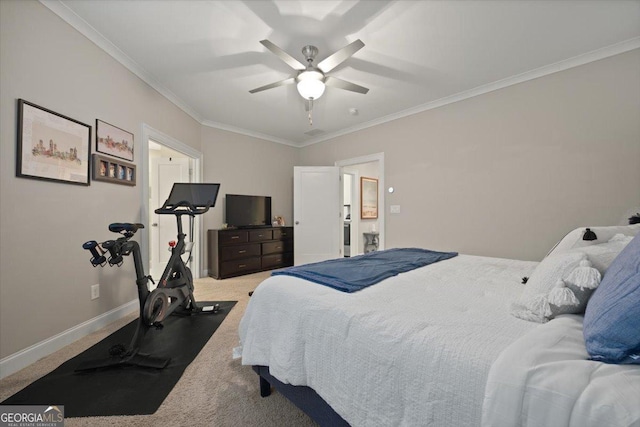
[249,229,273,242]
[218,230,248,245]
[273,227,293,240]
[262,240,293,255]
[220,243,261,261]
[220,257,261,276]
[262,253,293,269]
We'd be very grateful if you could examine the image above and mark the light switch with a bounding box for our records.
[390,205,401,214]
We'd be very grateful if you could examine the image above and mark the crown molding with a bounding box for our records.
[300,38,640,147]
[39,0,204,123]
[39,0,640,149]
[200,120,300,147]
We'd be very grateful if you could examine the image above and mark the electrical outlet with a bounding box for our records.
[91,284,100,300]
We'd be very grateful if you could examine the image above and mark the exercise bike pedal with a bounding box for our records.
[201,303,220,313]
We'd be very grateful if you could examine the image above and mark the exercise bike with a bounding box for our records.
[77,183,221,371]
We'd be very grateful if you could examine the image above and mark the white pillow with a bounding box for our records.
[568,234,633,275]
[521,251,587,300]
[546,224,640,258]
[511,252,587,323]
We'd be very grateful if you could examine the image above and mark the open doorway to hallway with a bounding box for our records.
[337,153,385,257]
[148,140,192,280]
[141,124,203,281]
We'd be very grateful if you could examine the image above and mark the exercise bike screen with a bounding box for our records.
[165,183,221,208]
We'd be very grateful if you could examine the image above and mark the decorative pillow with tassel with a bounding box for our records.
[512,259,601,323]
[548,260,601,319]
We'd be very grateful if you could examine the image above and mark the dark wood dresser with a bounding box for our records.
[207,227,293,279]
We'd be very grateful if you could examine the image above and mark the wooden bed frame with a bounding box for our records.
[253,365,349,426]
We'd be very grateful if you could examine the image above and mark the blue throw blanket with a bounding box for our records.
[272,248,458,293]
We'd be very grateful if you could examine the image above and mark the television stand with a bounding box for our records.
[207,226,293,279]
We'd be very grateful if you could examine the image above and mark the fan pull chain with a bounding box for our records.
[308,99,314,126]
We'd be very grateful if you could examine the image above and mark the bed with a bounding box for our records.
[238,226,640,427]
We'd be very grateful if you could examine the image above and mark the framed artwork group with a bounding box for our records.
[16,99,136,187]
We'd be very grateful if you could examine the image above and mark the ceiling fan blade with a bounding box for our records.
[260,40,306,71]
[249,77,295,94]
[324,76,369,94]
[317,39,365,73]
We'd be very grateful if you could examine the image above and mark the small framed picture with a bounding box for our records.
[361,177,378,219]
[92,153,136,186]
[99,160,108,177]
[96,119,134,161]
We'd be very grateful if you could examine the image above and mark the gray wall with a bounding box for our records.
[300,49,640,261]
[200,126,297,265]
[0,1,295,360]
[0,0,202,358]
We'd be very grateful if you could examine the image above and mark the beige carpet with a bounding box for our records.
[0,272,317,427]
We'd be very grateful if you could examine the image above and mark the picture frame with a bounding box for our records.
[16,99,91,186]
[360,177,378,219]
[96,119,134,161]
[92,153,136,186]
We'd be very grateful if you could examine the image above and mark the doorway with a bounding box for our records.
[336,153,385,255]
[343,172,356,257]
[148,142,190,279]
[140,124,203,280]
[292,153,385,265]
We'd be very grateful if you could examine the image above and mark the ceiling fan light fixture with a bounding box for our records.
[296,70,325,100]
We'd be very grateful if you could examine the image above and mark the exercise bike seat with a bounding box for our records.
[109,223,145,234]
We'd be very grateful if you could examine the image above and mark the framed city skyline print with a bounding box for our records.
[17,99,91,186]
[96,119,134,162]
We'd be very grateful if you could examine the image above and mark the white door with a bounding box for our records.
[150,157,190,279]
[293,166,342,265]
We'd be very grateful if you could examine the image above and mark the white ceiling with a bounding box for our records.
[45,0,640,146]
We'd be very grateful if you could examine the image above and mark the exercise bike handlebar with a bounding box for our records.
[154,200,213,216]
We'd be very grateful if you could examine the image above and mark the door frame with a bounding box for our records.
[335,152,385,251]
[141,124,203,278]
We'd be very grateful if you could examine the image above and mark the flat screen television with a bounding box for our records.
[225,194,272,228]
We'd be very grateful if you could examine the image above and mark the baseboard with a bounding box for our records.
[0,299,138,380]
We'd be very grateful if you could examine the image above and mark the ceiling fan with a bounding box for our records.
[249,39,369,124]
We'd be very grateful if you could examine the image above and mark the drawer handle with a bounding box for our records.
[258,234,263,237]
[238,250,247,254]
[239,264,246,268]
[231,236,240,239]
[276,246,282,249]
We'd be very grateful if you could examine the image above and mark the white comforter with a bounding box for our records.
[239,255,539,426]
[482,315,640,427]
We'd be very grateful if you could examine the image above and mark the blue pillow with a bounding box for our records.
[583,233,640,364]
